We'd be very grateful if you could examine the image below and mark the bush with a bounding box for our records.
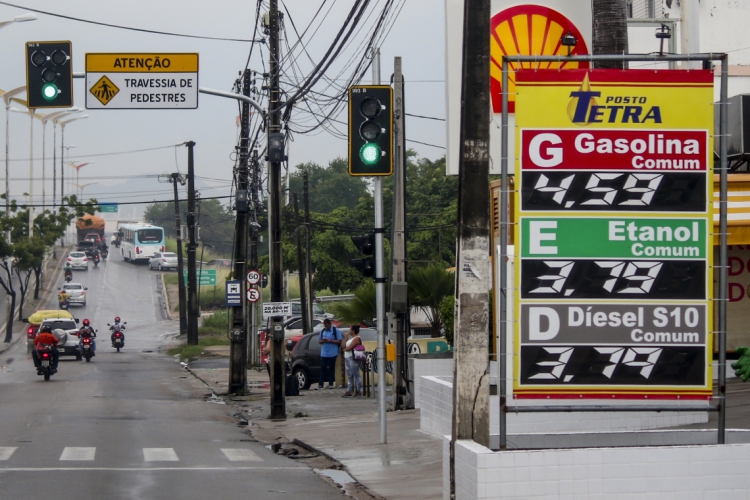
[439,295,454,347]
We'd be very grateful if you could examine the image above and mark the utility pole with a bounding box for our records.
[293,194,309,337]
[230,69,251,394]
[165,172,187,337]
[450,0,491,496]
[390,56,410,411]
[248,149,260,367]
[186,141,199,346]
[303,172,314,325]
[268,0,286,419]
[371,48,388,444]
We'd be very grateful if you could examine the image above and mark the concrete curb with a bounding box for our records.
[161,273,175,320]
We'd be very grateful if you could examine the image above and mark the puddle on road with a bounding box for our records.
[314,469,356,486]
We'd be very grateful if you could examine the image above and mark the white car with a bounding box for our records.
[60,283,87,307]
[39,318,80,358]
[68,251,89,270]
[149,252,178,271]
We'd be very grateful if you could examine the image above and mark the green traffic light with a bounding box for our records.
[41,83,58,101]
[360,142,381,165]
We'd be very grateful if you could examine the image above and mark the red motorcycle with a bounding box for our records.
[80,337,94,362]
[37,347,55,381]
[112,331,124,352]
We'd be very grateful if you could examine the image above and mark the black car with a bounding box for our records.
[76,240,96,257]
[289,327,377,390]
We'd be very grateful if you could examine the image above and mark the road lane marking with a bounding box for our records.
[0,448,17,460]
[0,466,301,472]
[221,448,263,462]
[143,448,179,461]
[60,447,96,461]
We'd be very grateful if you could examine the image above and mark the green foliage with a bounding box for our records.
[732,347,750,382]
[167,344,204,361]
[289,158,369,213]
[329,280,376,325]
[408,265,455,337]
[439,295,455,346]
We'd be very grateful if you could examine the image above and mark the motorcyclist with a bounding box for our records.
[58,289,70,309]
[92,247,101,264]
[110,316,126,347]
[32,325,59,374]
[77,318,96,355]
[64,262,73,280]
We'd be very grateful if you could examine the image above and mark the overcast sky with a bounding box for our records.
[0,0,446,208]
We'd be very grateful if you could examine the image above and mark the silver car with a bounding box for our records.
[149,252,178,271]
[60,283,87,307]
[40,318,80,358]
[68,251,89,270]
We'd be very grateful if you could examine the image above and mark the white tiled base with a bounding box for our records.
[445,436,750,499]
[412,358,453,408]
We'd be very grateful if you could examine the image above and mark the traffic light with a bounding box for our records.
[348,85,393,176]
[25,41,73,108]
[349,233,375,277]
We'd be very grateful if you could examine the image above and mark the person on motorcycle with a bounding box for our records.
[64,262,73,280]
[32,325,59,374]
[58,289,70,309]
[110,316,125,347]
[92,247,101,263]
[78,318,96,354]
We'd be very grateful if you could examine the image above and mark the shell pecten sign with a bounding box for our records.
[445,1,593,175]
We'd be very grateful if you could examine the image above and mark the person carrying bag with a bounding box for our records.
[341,325,363,397]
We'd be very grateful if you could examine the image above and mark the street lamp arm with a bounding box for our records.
[198,87,265,116]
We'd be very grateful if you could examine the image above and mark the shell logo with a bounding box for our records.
[490,5,590,114]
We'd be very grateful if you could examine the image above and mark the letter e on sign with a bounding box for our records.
[247,289,260,302]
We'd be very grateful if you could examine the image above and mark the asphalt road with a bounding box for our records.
[0,255,344,499]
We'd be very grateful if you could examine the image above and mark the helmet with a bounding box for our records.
[82,319,90,327]
[40,324,52,333]
[114,316,121,323]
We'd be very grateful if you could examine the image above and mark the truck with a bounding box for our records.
[76,214,105,243]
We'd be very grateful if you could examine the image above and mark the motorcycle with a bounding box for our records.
[101,248,108,260]
[93,254,100,268]
[64,270,73,283]
[59,300,69,310]
[37,347,56,381]
[80,336,94,362]
[108,322,126,352]
[112,331,124,352]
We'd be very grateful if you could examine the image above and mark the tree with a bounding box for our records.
[408,265,455,337]
[330,280,376,325]
[12,237,45,321]
[289,158,369,213]
[592,0,629,69]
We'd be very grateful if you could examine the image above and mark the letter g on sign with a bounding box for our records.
[528,133,563,168]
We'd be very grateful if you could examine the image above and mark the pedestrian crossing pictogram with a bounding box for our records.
[90,75,119,105]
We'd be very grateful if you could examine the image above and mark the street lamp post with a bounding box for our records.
[58,114,88,204]
[0,12,37,30]
[38,109,82,210]
[7,105,34,237]
[67,161,94,198]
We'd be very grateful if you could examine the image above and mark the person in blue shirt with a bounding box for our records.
[316,318,342,389]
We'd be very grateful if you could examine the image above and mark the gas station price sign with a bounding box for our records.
[513,69,714,399]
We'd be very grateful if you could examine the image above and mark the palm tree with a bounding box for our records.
[330,280,376,325]
[409,265,455,337]
[593,0,629,69]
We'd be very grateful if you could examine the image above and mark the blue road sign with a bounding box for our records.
[225,280,241,307]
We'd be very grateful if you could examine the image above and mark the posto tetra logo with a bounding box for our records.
[567,74,662,125]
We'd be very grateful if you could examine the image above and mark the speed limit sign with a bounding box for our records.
[247,270,261,285]
[247,288,260,303]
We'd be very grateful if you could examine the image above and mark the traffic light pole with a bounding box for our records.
[268,0,287,420]
[372,48,387,445]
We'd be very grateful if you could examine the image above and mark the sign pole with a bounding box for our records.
[186,141,199,346]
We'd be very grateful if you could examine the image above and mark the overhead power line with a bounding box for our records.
[0,1,264,42]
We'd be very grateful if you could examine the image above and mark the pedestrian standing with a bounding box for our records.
[316,318,342,389]
[341,325,363,397]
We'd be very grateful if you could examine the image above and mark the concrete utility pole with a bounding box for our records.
[268,0,287,420]
[303,172,314,324]
[390,56,410,411]
[166,173,187,337]
[294,193,309,337]
[230,69,252,394]
[186,141,199,346]
[450,0,491,495]
[248,149,260,367]
[371,48,388,444]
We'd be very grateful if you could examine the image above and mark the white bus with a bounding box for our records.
[119,223,165,263]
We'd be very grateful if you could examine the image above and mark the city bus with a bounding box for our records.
[119,223,165,263]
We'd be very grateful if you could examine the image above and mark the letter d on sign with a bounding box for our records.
[529,307,560,341]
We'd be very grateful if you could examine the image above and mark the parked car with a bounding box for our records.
[39,317,80,358]
[289,300,332,320]
[148,251,178,271]
[24,309,75,354]
[262,316,324,342]
[68,251,89,270]
[59,283,88,307]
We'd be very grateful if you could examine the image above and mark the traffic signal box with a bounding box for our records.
[350,233,375,277]
[348,85,393,176]
[25,41,73,108]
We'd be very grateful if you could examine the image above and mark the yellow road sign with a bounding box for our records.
[90,75,119,105]
[86,53,199,73]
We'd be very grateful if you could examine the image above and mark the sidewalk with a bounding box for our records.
[189,362,443,500]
